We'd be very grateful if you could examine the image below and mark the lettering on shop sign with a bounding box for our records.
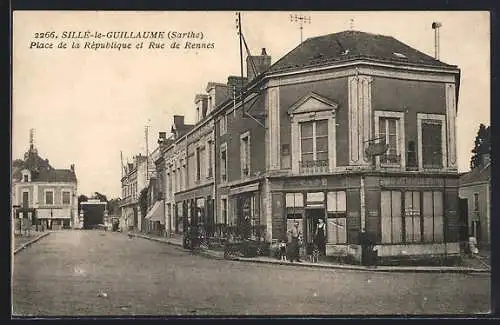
[380,177,444,188]
[367,210,378,217]
[285,178,327,188]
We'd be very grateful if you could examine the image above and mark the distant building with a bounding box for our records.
[12,141,78,230]
[459,153,491,248]
[119,154,153,232]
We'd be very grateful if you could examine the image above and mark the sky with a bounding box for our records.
[12,11,490,198]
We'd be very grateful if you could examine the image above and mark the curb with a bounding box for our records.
[231,257,491,274]
[128,233,490,274]
[13,232,51,255]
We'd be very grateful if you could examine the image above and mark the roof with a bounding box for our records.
[459,163,490,186]
[12,148,77,183]
[268,30,457,73]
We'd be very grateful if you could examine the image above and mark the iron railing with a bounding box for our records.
[299,159,328,174]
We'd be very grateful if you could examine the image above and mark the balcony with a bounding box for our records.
[299,159,328,174]
[380,154,401,165]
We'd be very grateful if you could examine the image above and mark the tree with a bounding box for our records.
[107,198,121,216]
[77,194,88,212]
[93,192,108,202]
[470,123,491,169]
[139,187,148,220]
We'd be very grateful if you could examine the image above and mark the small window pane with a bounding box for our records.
[301,153,314,162]
[337,191,346,212]
[327,192,337,212]
[301,138,314,153]
[300,122,313,138]
[391,191,402,243]
[316,120,328,136]
[316,136,329,152]
[381,191,392,243]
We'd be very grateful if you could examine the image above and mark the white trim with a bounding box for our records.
[265,60,459,88]
[445,83,457,169]
[240,131,251,178]
[348,75,373,165]
[43,189,55,205]
[417,113,447,171]
[373,110,406,170]
[268,87,280,170]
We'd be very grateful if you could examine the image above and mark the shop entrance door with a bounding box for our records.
[305,208,325,245]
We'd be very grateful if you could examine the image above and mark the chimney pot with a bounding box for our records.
[261,48,267,55]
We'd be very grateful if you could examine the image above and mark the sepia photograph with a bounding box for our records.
[11,10,491,317]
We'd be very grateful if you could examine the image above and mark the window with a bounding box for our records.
[381,191,403,244]
[285,193,304,237]
[418,113,445,170]
[404,191,421,243]
[327,191,347,244]
[300,120,328,162]
[23,175,29,182]
[220,143,227,182]
[422,191,444,242]
[379,118,400,164]
[22,191,29,208]
[473,193,479,212]
[207,140,213,178]
[62,191,71,205]
[422,121,443,168]
[407,140,417,169]
[240,132,250,177]
[221,198,228,224]
[196,147,201,182]
[45,190,54,205]
[219,115,227,136]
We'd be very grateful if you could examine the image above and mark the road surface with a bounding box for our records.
[12,230,491,316]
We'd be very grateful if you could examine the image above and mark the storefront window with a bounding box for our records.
[404,191,421,243]
[422,191,444,243]
[381,191,403,244]
[327,191,347,244]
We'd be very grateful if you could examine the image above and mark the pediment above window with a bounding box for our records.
[288,92,338,116]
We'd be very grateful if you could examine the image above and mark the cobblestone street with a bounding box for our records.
[12,231,491,316]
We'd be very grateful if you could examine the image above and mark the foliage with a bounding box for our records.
[139,187,148,219]
[470,124,490,169]
[13,159,24,167]
[107,198,121,216]
[77,194,88,212]
[93,192,108,202]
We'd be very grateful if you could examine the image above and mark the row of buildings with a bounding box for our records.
[119,29,489,261]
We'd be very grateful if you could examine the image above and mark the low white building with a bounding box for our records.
[12,143,78,230]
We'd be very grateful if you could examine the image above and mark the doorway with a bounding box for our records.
[305,208,325,245]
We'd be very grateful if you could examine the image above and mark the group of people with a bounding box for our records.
[280,218,327,263]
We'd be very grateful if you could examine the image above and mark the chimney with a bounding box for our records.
[195,94,209,121]
[70,164,75,172]
[173,115,185,128]
[246,48,271,81]
[158,131,167,145]
[227,76,248,96]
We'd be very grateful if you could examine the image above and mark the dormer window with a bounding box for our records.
[21,170,31,182]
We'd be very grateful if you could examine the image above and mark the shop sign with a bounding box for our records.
[284,177,327,188]
[380,177,444,188]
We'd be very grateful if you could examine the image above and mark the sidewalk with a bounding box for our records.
[13,231,51,254]
[128,232,490,274]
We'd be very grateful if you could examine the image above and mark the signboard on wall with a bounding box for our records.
[380,177,445,188]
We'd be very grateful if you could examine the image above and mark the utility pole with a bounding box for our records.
[145,119,150,183]
[290,13,311,44]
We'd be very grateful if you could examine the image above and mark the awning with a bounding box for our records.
[229,182,259,196]
[144,200,165,224]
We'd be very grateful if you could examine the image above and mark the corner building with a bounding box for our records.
[213,31,461,262]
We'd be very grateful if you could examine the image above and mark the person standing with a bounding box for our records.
[315,218,326,256]
[288,221,302,262]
